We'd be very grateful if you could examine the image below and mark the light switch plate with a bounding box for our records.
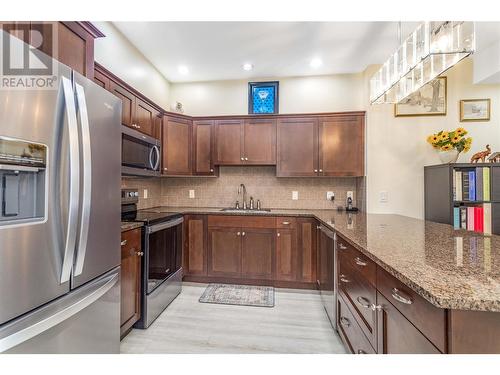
[347,191,354,200]
[189,189,195,199]
[292,191,299,200]
[326,191,335,201]
[380,191,388,203]
[143,189,148,199]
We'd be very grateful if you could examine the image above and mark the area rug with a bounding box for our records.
[199,283,275,307]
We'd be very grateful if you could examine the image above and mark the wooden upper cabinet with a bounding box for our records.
[135,98,157,137]
[241,228,275,280]
[214,119,243,164]
[319,115,364,177]
[162,116,192,175]
[110,80,136,128]
[153,113,163,140]
[277,117,318,177]
[93,68,110,90]
[208,228,242,277]
[243,118,276,164]
[193,120,216,176]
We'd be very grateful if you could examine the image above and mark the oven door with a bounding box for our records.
[145,217,183,294]
[122,126,160,177]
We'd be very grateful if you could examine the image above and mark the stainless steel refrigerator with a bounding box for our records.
[0,31,121,353]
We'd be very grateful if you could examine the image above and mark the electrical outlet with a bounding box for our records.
[326,191,335,201]
[380,191,388,203]
[143,189,148,199]
[189,189,195,199]
[347,191,354,200]
[292,191,299,200]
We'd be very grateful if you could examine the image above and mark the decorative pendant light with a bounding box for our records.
[370,21,475,104]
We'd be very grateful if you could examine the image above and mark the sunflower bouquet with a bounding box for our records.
[427,128,472,153]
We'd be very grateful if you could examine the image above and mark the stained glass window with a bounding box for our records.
[248,81,279,114]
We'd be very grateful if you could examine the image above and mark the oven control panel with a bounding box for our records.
[121,188,139,204]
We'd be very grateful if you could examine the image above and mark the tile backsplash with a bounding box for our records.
[123,166,366,210]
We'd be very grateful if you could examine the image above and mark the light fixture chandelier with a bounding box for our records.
[370,21,475,104]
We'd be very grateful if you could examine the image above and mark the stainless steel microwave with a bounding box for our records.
[122,126,161,177]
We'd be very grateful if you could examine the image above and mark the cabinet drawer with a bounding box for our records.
[208,215,275,229]
[275,217,297,229]
[121,228,141,255]
[377,267,446,353]
[338,294,376,354]
[339,258,377,349]
[337,236,376,286]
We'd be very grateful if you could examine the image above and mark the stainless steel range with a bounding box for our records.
[121,189,183,328]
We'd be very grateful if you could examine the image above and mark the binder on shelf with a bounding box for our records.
[484,203,492,235]
[476,167,483,201]
[453,207,460,229]
[462,172,470,201]
[460,207,467,230]
[468,170,476,201]
[455,170,463,201]
[467,206,475,230]
[483,167,490,201]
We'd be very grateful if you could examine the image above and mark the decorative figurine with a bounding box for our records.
[174,101,184,113]
[488,152,500,163]
[470,144,491,163]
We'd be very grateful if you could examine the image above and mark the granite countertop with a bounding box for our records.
[121,221,144,232]
[143,206,500,312]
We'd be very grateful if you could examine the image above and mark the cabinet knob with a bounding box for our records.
[245,157,248,161]
[237,232,241,236]
[136,251,144,256]
[282,221,290,225]
[339,316,350,327]
[242,231,246,236]
[164,167,168,171]
[319,169,323,172]
[121,240,127,246]
[314,169,318,173]
[277,232,281,237]
[210,168,214,172]
[240,157,244,161]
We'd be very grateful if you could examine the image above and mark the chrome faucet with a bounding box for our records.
[238,183,247,209]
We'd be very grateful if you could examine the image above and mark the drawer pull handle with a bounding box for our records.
[338,243,347,250]
[282,221,290,225]
[356,296,372,309]
[354,257,367,267]
[339,316,351,327]
[391,288,413,305]
[339,274,350,283]
[121,240,128,246]
[357,349,367,354]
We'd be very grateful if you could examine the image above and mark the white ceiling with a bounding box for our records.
[112,22,421,83]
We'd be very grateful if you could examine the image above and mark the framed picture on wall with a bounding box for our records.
[394,76,447,117]
[460,99,491,122]
[248,81,279,114]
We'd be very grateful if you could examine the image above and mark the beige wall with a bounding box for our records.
[364,58,500,219]
[169,74,364,116]
[94,22,171,109]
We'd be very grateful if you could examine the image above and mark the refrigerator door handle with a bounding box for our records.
[60,76,80,283]
[0,271,118,353]
[73,83,92,276]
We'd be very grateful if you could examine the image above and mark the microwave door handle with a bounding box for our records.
[152,145,160,171]
[148,145,155,170]
[73,83,92,276]
[60,77,80,283]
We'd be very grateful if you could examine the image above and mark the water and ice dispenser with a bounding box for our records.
[0,137,47,225]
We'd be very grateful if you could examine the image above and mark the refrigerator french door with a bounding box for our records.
[0,31,121,353]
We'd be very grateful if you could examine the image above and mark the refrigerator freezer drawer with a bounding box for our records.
[0,267,120,354]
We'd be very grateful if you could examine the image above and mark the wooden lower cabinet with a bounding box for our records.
[297,218,316,282]
[120,228,142,338]
[275,228,297,281]
[338,294,376,354]
[184,215,207,276]
[376,292,440,354]
[241,228,275,279]
[208,228,242,277]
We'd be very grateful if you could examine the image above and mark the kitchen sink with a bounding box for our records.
[220,208,272,213]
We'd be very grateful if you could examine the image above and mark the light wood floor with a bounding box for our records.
[120,282,346,354]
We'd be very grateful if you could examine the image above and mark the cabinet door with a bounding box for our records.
[120,229,142,336]
[214,119,243,164]
[193,120,216,175]
[163,116,192,175]
[93,68,110,90]
[134,98,157,137]
[110,81,136,129]
[208,228,242,277]
[376,292,441,354]
[297,218,316,282]
[241,228,275,280]
[184,215,207,276]
[318,115,364,177]
[153,113,163,141]
[277,117,318,177]
[275,229,297,281]
[243,118,276,164]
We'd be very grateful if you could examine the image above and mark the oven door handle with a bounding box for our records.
[147,217,184,234]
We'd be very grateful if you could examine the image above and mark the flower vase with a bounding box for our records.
[438,149,459,164]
